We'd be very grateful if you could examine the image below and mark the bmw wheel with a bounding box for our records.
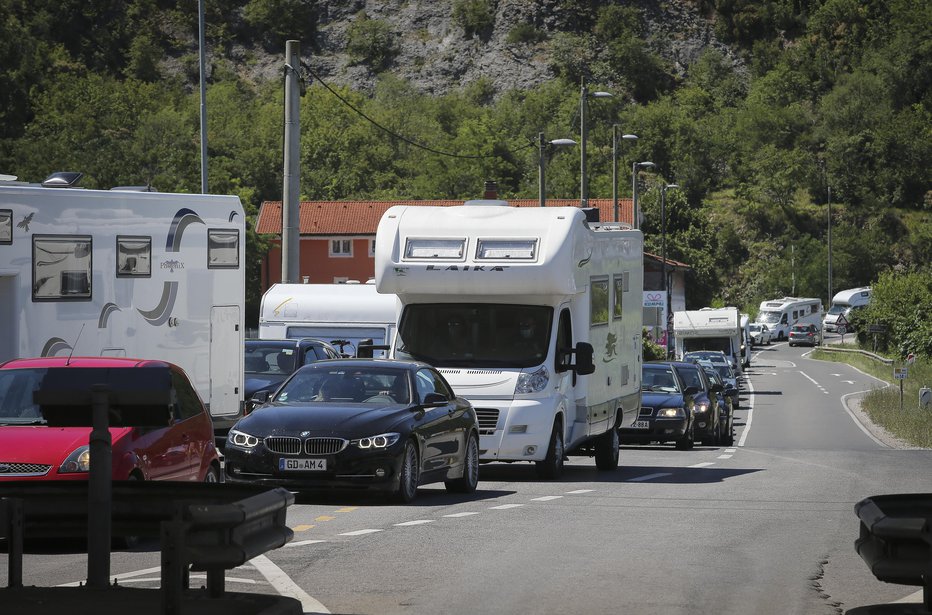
[393,440,420,503]
[446,432,480,493]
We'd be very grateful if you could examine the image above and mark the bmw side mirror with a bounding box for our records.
[420,392,448,408]
[250,390,271,405]
[710,383,723,393]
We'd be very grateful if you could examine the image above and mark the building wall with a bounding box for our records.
[261,237,375,289]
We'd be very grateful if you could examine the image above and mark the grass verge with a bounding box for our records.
[810,348,932,448]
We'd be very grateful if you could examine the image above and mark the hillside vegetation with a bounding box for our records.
[1,0,929,332]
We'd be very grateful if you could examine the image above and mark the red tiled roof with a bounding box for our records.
[256,198,635,235]
[645,251,691,270]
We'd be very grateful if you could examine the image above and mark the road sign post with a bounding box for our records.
[894,367,908,411]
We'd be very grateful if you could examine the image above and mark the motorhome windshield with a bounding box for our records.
[396,303,553,368]
[682,337,731,355]
[827,304,848,315]
[757,310,782,325]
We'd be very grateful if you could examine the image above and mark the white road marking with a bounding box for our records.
[725,448,736,453]
[394,520,434,526]
[628,473,672,482]
[286,539,327,547]
[252,554,331,614]
[843,380,854,384]
[565,489,594,494]
[443,512,480,517]
[58,565,164,587]
[800,370,830,394]
[530,495,563,502]
[489,503,525,510]
[894,589,926,603]
[339,529,383,536]
[738,374,755,447]
[717,454,733,459]
[689,462,716,468]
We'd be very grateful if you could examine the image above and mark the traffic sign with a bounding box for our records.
[837,325,846,335]
[869,323,887,333]
[906,353,916,365]
[836,313,848,327]
[894,367,908,380]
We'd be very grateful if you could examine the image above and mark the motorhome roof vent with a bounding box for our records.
[41,172,84,188]
[0,174,18,182]
[462,199,510,207]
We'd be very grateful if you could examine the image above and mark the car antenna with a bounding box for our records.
[66,323,85,366]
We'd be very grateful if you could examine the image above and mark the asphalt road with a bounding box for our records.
[5,340,931,614]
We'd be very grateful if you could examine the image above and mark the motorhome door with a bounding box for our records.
[210,305,242,418]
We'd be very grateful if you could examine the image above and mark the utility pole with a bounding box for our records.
[282,41,301,284]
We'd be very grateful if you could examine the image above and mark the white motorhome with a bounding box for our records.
[259,282,399,357]
[755,297,823,341]
[739,312,751,368]
[0,175,246,437]
[375,201,643,478]
[672,307,744,374]
[823,287,871,332]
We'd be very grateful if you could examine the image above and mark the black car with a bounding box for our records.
[669,361,725,447]
[244,338,342,411]
[224,358,480,503]
[698,364,735,446]
[619,362,697,450]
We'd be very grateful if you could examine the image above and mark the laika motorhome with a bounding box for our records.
[672,307,744,374]
[258,282,399,357]
[0,176,246,439]
[755,297,823,341]
[823,287,871,332]
[375,201,643,478]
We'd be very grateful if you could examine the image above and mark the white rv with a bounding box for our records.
[672,307,744,374]
[755,297,823,341]
[259,282,399,357]
[823,287,871,332]
[375,202,643,478]
[0,176,246,437]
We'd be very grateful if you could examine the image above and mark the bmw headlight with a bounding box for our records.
[656,407,685,418]
[352,433,401,449]
[515,365,549,394]
[59,445,90,474]
[228,428,260,449]
[694,402,710,414]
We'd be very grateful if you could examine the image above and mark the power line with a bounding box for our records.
[299,62,533,160]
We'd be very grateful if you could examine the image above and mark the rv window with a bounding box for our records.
[0,209,11,244]
[475,239,537,260]
[404,238,465,260]
[612,274,625,319]
[116,236,152,277]
[32,235,92,301]
[208,229,239,269]
[590,278,609,326]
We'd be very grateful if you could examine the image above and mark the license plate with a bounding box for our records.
[629,420,650,429]
[279,458,327,471]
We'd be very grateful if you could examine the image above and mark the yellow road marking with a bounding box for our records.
[335,507,358,513]
[293,524,315,532]
[315,515,335,522]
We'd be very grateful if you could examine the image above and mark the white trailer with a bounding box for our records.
[673,307,744,374]
[375,201,643,478]
[755,296,823,341]
[0,177,245,437]
[823,287,871,332]
[259,282,399,357]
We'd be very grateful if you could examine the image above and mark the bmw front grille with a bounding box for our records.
[304,438,348,455]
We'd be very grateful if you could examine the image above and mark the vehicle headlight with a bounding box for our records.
[515,365,549,394]
[228,428,261,449]
[59,445,90,474]
[694,403,710,414]
[352,433,401,449]
[656,407,685,418]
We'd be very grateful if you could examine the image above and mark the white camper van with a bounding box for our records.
[823,287,871,332]
[0,175,246,438]
[259,282,399,357]
[672,307,744,374]
[375,202,644,478]
[755,297,823,341]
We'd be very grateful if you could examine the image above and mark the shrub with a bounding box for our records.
[346,13,398,70]
[452,0,495,38]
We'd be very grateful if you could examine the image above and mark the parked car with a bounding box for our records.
[0,357,221,482]
[788,323,822,347]
[683,350,733,369]
[224,358,480,503]
[669,361,725,446]
[619,362,697,450]
[244,338,341,411]
[748,323,772,346]
[697,359,741,409]
[698,363,735,446]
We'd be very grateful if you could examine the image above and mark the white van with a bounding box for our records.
[375,201,644,478]
[258,282,399,357]
[673,307,744,374]
[755,297,823,341]
[823,287,871,332]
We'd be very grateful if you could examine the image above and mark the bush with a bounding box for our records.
[346,13,397,70]
[452,0,495,38]
[506,24,547,45]
[643,329,666,361]
[859,270,932,359]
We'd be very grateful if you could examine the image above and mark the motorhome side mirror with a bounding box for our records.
[684,386,699,396]
[420,392,448,408]
[574,342,595,376]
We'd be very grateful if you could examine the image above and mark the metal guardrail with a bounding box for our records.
[854,493,932,611]
[817,345,895,365]
[0,481,294,615]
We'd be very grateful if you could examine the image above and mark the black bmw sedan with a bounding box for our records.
[223,359,480,503]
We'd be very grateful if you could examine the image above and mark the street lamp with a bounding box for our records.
[580,77,612,207]
[661,183,679,358]
[612,126,638,223]
[632,161,656,229]
[538,132,578,208]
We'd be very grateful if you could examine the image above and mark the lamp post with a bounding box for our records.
[632,161,656,229]
[580,77,612,207]
[612,126,638,223]
[538,132,578,208]
[827,184,833,309]
[661,183,679,358]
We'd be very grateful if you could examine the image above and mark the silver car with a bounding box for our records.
[749,323,772,346]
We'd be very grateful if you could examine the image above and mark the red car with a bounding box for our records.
[0,357,220,482]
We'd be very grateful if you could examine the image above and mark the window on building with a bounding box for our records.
[369,239,376,257]
[330,239,352,257]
